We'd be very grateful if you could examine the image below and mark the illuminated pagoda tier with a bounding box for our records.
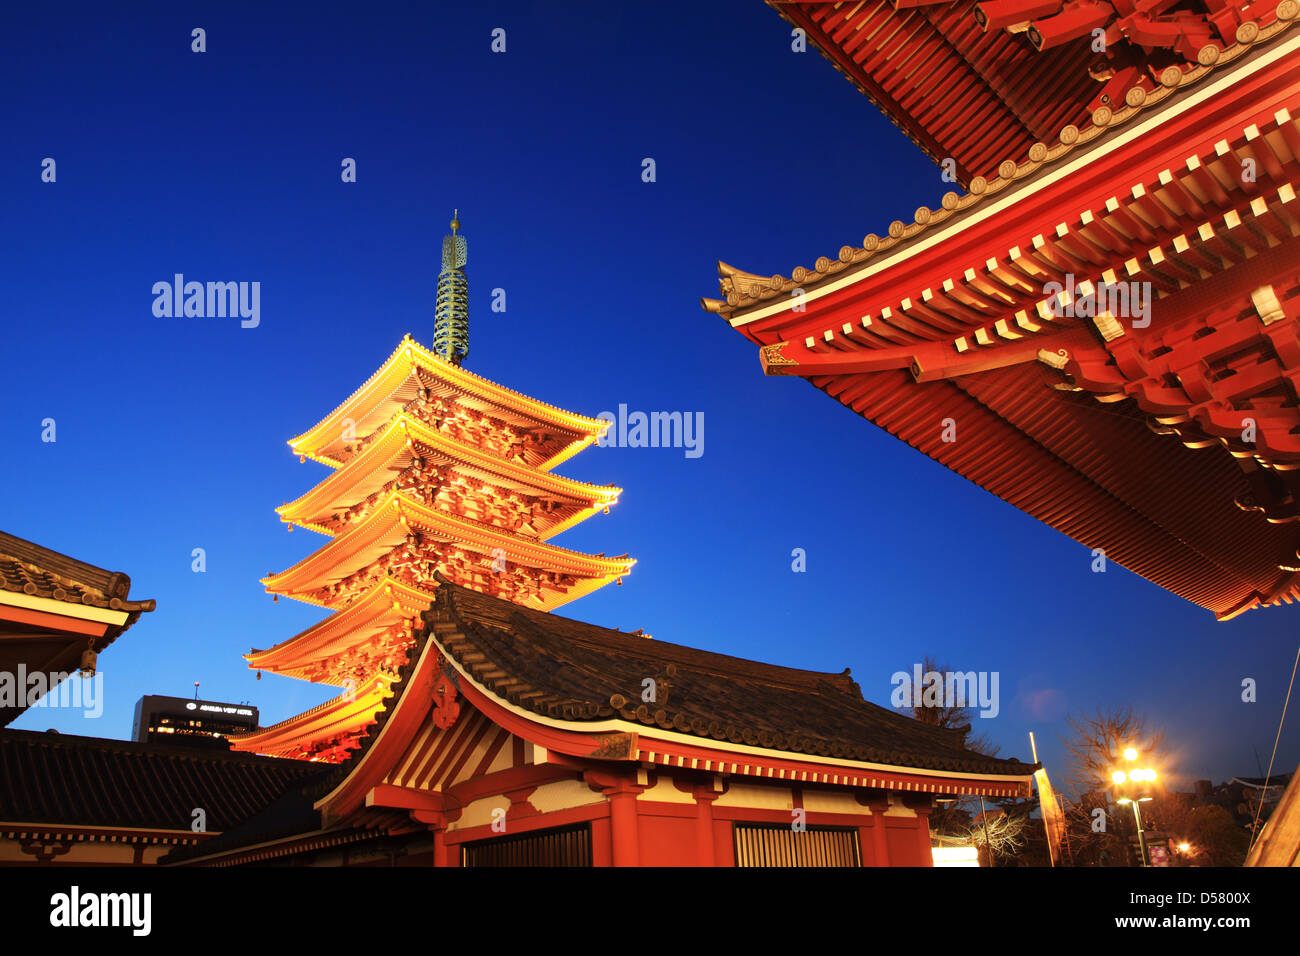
[704,1,1300,620]
[235,216,633,761]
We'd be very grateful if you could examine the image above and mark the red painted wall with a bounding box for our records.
[435,767,936,866]
[637,813,697,866]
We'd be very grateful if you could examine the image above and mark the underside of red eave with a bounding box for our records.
[0,610,110,726]
[807,356,1300,620]
[727,212,1300,621]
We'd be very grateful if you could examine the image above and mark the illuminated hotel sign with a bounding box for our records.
[187,701,256,717]
[132,695,260,750]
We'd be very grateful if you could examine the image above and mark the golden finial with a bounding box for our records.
[450,209,460,233]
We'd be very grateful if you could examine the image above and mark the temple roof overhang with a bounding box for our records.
[705,27,1300,320]
[703,31,1300,618]
[188,579,1035,859]
[0,531,156,726]
[277,411,620,539]
[289,336,608,472]
[0,728,320,836]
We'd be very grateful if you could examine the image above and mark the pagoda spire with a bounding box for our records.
[434,209,470,366]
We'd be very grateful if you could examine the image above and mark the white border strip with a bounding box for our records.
[0,590,127,626]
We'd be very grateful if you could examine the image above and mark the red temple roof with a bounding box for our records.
[703,5,1300,618]
[774,0,1101,183]
[299,576,1036,796]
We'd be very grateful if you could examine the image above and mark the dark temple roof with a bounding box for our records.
[0,530,156,727]
[431,577,1034,777]
[0,729,321,833]
[0,530,155,615]
[161,766,338,864]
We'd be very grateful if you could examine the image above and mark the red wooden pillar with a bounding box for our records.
[905,795,934,867]
[692,786,721,866]
[584,768,646,867]
[914,808,934,867]
[433,826,450,867]
[413,808,456,867]
[869,799,891,866]
[606,784,641,866]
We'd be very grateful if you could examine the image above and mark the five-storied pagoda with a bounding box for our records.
[232,213,634,761]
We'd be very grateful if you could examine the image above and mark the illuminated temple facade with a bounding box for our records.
[232,216,634,761]
[704,0,1300,620]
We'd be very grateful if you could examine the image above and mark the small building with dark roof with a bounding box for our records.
[0,728,321,865]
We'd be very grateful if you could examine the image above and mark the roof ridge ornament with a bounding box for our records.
[434,209,470,366]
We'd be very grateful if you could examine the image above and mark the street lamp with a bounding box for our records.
[1111,748,1158,867]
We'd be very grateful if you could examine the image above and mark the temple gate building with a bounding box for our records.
[171,578,1036,866]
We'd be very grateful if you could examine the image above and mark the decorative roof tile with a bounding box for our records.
[0,530,155,614]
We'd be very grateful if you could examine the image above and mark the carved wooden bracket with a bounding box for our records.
[431,654,462,730]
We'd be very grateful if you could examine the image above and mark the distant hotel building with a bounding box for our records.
[132,695,259,750]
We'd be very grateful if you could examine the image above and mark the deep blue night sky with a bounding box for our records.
[3,0,1297,792]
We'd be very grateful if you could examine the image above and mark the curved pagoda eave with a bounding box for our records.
[246,578,433,684]
[276,411,621,540]
[287,336,610,473]
[762,0,1295,190]
[262,491,634,612]
[228,678,393,760]
[706,17,1300,323]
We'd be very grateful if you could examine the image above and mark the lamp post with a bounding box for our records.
[1111,747,1157,867]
